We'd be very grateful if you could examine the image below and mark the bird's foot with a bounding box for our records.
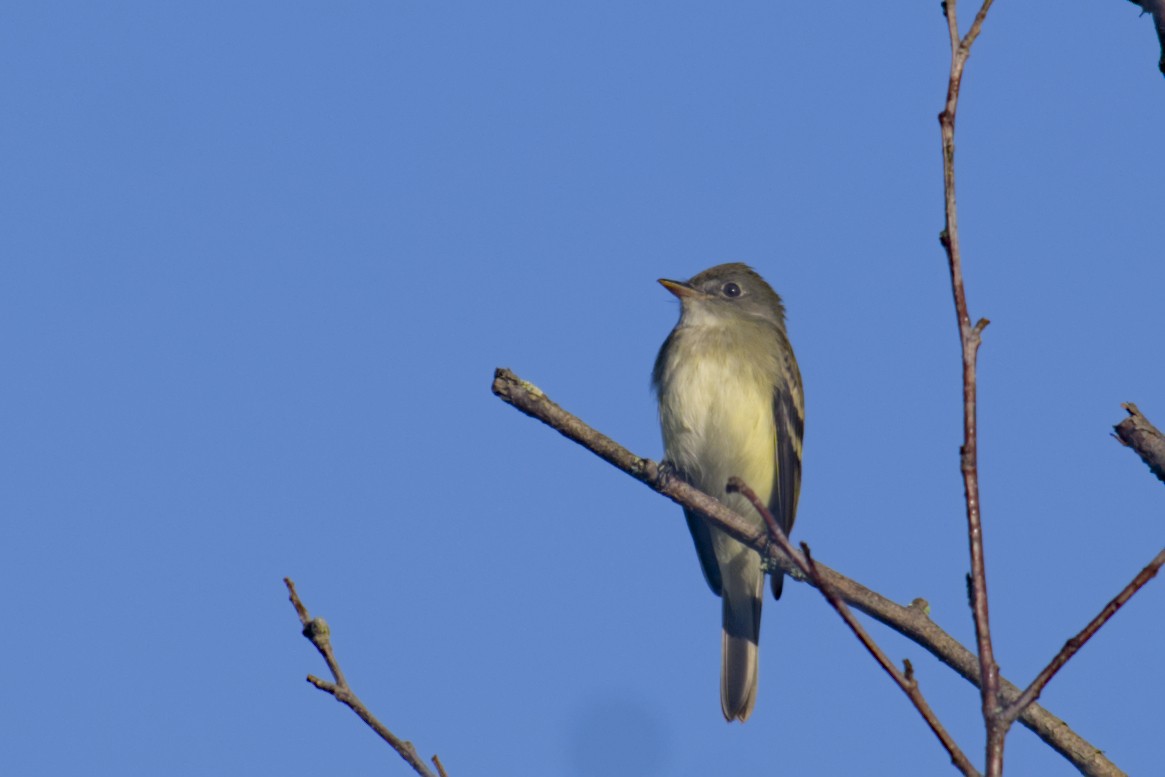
[656,459,681,489]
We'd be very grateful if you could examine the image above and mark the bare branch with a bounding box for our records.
[284,578,443,777]
[491,368,1126,777]
[1003,546,1165,722]
[1128,0,1165,75]
[728,478,979,777]
[1114,403,1165,484]
[938,0,1001,771]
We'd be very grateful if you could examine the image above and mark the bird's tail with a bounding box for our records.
[720,558,764,722]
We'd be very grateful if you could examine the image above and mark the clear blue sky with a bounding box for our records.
[3,3,1162,776]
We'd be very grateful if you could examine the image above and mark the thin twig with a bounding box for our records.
[1114,403,1165,484]
[728,478,979,776]
[1127,0,1165,75]
[938,0,1000,772]
[284,578,442,777]
[491,367,1126,777]
[1003,547,1165,722]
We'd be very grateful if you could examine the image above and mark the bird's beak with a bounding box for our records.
[659,278,700,299]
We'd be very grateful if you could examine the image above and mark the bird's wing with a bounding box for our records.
[683,507,723,596]
[770,339,804,599]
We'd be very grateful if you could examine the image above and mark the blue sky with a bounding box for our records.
[3,3,1163,776]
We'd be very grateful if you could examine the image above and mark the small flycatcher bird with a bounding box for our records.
[652,262,803,722]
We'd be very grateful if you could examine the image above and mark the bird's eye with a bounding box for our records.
[722,282,742,298]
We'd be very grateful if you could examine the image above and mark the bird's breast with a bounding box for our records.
[658,333,777,506]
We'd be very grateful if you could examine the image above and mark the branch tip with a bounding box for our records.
[285,577,310,624]
[1113,403,1165,485]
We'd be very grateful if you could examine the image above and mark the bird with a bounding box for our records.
[652,262,803,722]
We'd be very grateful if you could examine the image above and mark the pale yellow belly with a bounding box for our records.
[660,356,776,518]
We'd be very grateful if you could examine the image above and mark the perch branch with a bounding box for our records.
[491,367,1125,777]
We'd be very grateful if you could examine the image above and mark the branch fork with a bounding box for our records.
[491,367,1136,776]
[284,578,445,777]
